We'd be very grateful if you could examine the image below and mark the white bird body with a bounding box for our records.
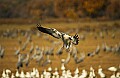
[53,68,59,76]
[79,69,87,78]
[116,72,120,77]
[25,72,31,78]
[30,68,37,77]
[61,63,66,71]
[110,74,116,78]
[41,74,44,78]
[36,72,39,78]
[20,70,25,78]
[99,73,106,78]
[89,67,96,78]
[5,69,11,78]
[98,66,106,78]
[11,73,15,78]
[15,69,20,77]
[74,67,79,74]
[48,67,52,72]
[15,47,20,55]
[2,69,6,78]
[108,67,117,72]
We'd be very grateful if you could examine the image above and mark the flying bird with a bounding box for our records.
[37,24,79,51]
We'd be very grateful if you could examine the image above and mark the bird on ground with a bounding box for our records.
[71,46,79,57]
[2,69,6,78]
[89,66,96,78]
[116,72,120,78]
[16,54,28,69]
[0,47,5,58]
[61,63,66,71]
[14,47,20,56]
[20,70,25,78]
[25,72,31,78]
[11,73,15,78]
[18,37,22,45]
[95,45,100,54]
[22,53,30,67]
[53,68,59,76]
[15,69,20,77]
[56,46,63,55]
[108,66,117,75]
[48,67,52,72]
[64,52,71,64]
[74,52,85,64]
[74,67,79,75]
[108,67,117,72]
[5,69,11,78]
[87,51,95,57]
[29,42,34,54]
[37,24,79,52]
[42,55,51,66]
[98,65,106,78]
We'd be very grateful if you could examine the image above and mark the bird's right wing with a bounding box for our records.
[37,24,62,39]
[72,34,79,45]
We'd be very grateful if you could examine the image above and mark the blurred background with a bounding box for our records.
[0,0,120,24]
[0,0,120,78]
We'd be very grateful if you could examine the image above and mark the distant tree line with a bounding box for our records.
[0,0,120,20]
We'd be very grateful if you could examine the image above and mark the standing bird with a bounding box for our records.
[64,52,71,64]
[42,55,51,66]
[37,24,79,51]
[56,47,63,55]
[0,48,5,58]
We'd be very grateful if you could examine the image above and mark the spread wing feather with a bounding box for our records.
[72,34,79,45]
[37,24,61,39]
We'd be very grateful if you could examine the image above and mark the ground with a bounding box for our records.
[0,20,120,77]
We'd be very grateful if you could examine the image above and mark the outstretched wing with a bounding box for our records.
[72,33,79,45]
[37,24,62,39]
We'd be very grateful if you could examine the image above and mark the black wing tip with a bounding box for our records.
[74,33,79,45]
[36,24,42,28]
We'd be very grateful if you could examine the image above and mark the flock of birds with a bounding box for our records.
[1,64,120,78]
[0,24,120,78]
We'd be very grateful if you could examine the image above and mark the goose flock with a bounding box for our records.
[1,64,120,78]
[0,23,120,77]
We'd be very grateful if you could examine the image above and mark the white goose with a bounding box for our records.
[61,63,66,71]
[53,68,59,76]
[25,72,31,78]
[74,67,79,75]
[98,65,106,78]
[48,67,52,72]
[35,68,40,78]
[15,69,20,77]
[89,66,96,78]
[79,69,88,78]
[11,73,15,78]
[37,24,79,51]
[20,70,25,78]
[5,69,11,78]
[2,69,6,78]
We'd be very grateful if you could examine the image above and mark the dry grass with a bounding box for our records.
[0,21,120,77]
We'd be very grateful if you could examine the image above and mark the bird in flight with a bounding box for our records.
[37,24,79,51]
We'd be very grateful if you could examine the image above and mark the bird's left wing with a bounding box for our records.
[37,24,62,39]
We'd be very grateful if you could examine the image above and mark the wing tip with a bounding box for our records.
[36,24,41,28]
